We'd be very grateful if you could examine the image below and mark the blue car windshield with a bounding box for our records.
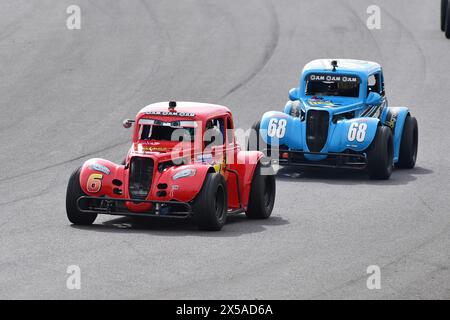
[305,74,360,98]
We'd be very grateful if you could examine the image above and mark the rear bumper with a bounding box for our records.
[268,148,367,170]
[76,196,193,219]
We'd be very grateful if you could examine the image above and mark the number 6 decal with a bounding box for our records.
[348,122,367,142]
[268,118,287,138]
[86,173,103,193]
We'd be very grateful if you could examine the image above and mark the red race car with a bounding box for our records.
[66,101,276,231]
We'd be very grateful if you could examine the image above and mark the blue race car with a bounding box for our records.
[250,59,418,179]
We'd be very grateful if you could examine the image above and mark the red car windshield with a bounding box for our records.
[138,119,197,142]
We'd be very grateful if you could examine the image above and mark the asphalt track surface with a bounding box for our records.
[1,0,449,299]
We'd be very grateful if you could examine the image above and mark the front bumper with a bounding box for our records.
[268,148,367,170]
[76,196,193,219]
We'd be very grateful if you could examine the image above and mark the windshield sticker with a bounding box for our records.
[144,111,195,117]
[309,74,359,83]
[141,146,168,152]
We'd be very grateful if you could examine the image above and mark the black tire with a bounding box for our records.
[246,163,276,219]
[397,116,418,169]
[366,126,394,180]
[442,0,448,32]
[66,167,97,225]
[445,0,450,38]
[248,120,261,151]
[194,173,228,231]
[247,120,272,157]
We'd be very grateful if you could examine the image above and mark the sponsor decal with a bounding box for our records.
[308,74,359,83]
[89,163,110,175]
[386,110,398,133]
[213,158,227,175]
[170,185,179,198]
[308,99,335,106]
[141,145,168,152]
[144,111,195,117]
[196,153,213,163]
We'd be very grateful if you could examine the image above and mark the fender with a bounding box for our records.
[228,150,264,209]
[260,111,302,148]
[154,164,213,203]
[329,117,380,152]
[79,158,124,197]
[381,106,409,162]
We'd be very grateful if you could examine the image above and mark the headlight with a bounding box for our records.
[172,168,196,180]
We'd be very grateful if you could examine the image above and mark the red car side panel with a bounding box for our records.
[228,150,264,209]
[80,158,213,212]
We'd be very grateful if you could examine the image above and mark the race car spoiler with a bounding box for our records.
[76,196,193,219]
[267,148,368,170]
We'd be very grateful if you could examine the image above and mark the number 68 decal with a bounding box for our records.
[348,122,367,142]
[268,118,287,138]
[87,173,103,193]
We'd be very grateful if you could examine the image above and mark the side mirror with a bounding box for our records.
[122,119,135,129]
[366,92,382,106]
[288,88,300,101]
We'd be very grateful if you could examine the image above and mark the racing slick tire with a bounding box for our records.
[442,0,449,32]
[194,173,228,231]
[366,126,394,180]
[246,162,276,219]
[248,120,272,156]
[397,115,418,169]
[445,0,450,38]
[66,167,97,225]
[248,120,261,151]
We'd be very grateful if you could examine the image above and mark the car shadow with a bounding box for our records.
[275,165,433,186]
[70,214,289,237]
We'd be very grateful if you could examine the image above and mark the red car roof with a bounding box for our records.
[137,101,231,120]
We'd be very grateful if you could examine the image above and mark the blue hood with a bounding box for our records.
[300,97,364,114]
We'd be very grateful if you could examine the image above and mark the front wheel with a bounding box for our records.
[397,115,418,169]
[365,126,394,180]
[66,167,97,225]
[194,173,228,231]
[246,163,276,219]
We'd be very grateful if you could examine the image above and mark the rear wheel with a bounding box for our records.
[194,173,228,231]
[66,167,97,225]
[366,126,394,180]
[248,120,272,156]
[397,116,418,169]
[442,0,449,32]
[248,120,261,151]
[445,0,450,38]
[246,163,276,219]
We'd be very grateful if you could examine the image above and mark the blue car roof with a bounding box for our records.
[302,59,381,77]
